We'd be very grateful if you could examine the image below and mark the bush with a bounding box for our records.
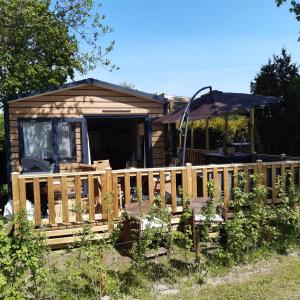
[190,115,249,149]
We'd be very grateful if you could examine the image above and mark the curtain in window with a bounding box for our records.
[58,122,73,159]
[23,122,53,159]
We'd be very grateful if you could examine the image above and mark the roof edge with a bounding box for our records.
[7,78,166,104]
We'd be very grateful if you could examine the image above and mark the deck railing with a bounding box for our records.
[11,160,300,230]
[185,148,300,165]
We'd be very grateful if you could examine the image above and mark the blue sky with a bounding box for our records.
[76,0,299,96]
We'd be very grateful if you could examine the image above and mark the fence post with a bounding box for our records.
[11,172,20,230]
[256,159,263,184]
[186,163,193,199]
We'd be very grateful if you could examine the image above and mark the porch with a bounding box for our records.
[11,159,300,247]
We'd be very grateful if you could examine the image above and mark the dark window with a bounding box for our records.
[20,119,78,165]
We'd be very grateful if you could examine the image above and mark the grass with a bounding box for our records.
[151,253,300,300]
[50,245,300,300]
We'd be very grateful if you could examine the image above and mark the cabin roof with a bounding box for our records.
[7,78,166,104]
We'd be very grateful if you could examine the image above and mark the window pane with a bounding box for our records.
[23,122,53,159]
[58,122,74,159]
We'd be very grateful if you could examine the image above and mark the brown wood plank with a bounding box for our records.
[223,167,229,207]
[105,168,113,228]
[124,173,131,205]
[159,170,166,207]
[171,170,177,213]
[74,175,82,223]
[112,174,119,218]
[186,163,193,197]
[182,168,188,199]
[148,171,154,204]
[213,167,219,196]
[192,169,197,198]
[233,165,238,188]
[60,176,69,224]
[136,172,142,201]
[101,174,107,220]
[47,177,56,225]
[88,174,95,222]
[18,178,26,210]
[33,178,41,227]
[11,173,21,217]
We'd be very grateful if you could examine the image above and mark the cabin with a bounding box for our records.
[5,78,169,177]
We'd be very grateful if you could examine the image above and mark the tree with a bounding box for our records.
[251,48,300,155]
[0,0,117,106]
[119,82,136,89]
[275,0,300,40]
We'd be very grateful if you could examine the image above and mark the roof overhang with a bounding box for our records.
[7,78,166,104]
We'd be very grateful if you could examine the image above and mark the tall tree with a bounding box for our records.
[275,0,300,40]
[251,49,300,155]
[0,0,116,106]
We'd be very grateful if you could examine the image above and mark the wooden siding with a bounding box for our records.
[8,85,165,170]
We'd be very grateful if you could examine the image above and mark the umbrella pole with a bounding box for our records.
[250,108,255,155]
[205,119,209,151]
[224,114,229,155]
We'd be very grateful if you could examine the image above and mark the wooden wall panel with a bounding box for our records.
[8,85,166,169]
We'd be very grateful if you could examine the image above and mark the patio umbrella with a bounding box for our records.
[156,88,278,165]
[157,90,277,124]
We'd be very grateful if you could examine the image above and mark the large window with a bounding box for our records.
[20,119,78,164]
[23,121,53,160]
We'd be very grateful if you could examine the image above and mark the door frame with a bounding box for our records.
[83,115,153,168]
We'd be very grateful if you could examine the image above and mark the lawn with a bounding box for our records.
[149,253,300,300]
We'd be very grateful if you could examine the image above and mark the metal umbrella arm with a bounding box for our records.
[179,86,212,165]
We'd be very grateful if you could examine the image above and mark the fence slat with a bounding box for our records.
[74,175,82,223]
[202,168,208,197]
[171,170,177,213]
[159,170,166,207]
[136,172,142,200]
[148,171,154,204]
[124,172,131,205]
[101,173,107,220]
[186,163,193,197]
[233,166,238,188]
[47,177,56,225]
[290,163,295,185]
[33,178,41,227]
[223,167,229,207]
[19,178,26,210]
[213,167,219,196]
[112,174,119,218]
[105,168,113,230]
[12,173,20,219]
[88,174,95,222]
[192,169,197,197]
[61,176,69,224]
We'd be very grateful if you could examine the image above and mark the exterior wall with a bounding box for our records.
[8,84,165,171]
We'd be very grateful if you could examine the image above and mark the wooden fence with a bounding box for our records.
[11,160,300,233]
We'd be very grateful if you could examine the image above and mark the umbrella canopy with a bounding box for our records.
[156,90,278,124]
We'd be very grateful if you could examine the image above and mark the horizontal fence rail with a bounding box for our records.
[11,160,300,229]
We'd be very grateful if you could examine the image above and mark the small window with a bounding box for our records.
[58,122,76,161]
[22,121,53,160]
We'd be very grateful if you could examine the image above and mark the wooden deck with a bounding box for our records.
[11,159,300,247]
